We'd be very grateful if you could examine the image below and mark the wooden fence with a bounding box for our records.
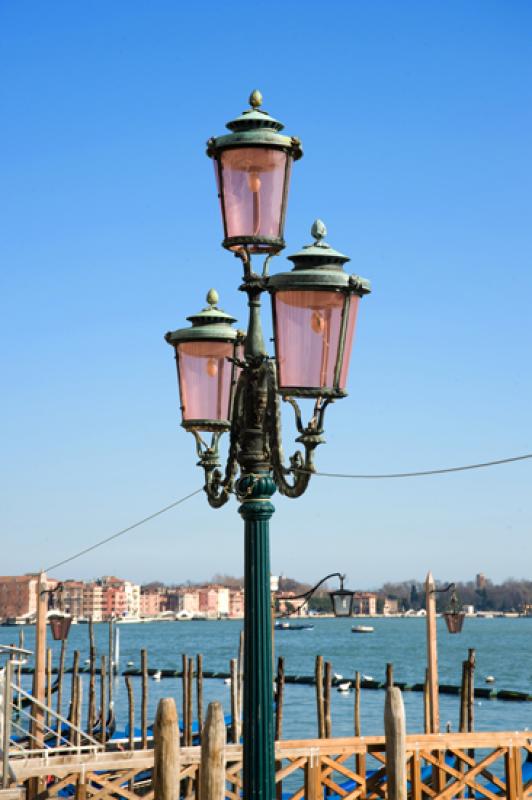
[10,728,532,800]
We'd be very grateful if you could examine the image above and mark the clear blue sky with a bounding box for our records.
[1,1,531,587]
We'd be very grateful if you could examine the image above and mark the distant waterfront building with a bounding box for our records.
[382,597,399,615]
[352,592,378,616]
[0,574,41,620]
[61,580,85,618]
[140,589,162,617]
[83,582,104,621]
[229,589,244,618]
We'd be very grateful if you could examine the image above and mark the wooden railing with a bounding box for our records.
[10,730,532,800]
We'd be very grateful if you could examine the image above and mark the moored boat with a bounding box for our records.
[352,625,374,633]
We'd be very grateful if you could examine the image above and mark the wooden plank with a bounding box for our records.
[410,750,421,800]
[305,752,321,800]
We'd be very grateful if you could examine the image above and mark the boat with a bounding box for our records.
[337,681,351,693]
[152,670,162,681]
[274,622,314,630]
[485,675,496,683]
[352,625,374,633]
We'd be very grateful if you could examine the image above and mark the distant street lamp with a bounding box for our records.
[165,91,371,800]
[275,572,355,618]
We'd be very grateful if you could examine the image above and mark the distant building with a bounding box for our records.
[140,589,162,617]
[276,591,307,615]
[352,592,378,616]
[0,574,41,620]
[382,597,399,615]
[229,589,244,618]
[61,580,85,618]
[476,573,487,590]
[83,582,104,621]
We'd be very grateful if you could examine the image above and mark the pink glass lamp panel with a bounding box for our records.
[219,148,289,240]
[338,296,360,389]
[177,341,233,421]
[274,290,346,390]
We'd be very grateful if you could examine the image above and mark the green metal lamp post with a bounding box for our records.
[165,91,371,800]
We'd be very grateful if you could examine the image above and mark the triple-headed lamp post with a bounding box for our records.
[165,91,371,800]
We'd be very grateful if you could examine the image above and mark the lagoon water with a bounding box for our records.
[2,616,531,737]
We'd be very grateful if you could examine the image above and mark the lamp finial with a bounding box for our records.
[249,89,263,109]
[311,219,327,243]
[206,288,219,307]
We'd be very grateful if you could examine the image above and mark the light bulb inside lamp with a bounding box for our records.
[247,172,261,193]
[206,358,218,378]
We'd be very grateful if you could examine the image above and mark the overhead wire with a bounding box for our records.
[44,488,203,572]
[42,451,531,573]
[311,452,532,479]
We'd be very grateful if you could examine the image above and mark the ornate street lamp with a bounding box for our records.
[165,91,371,800]
[207,90,302,254]
[275,572,355,618]
[45,584,72,642]
[329,575,356,617]
[443,590,465,634]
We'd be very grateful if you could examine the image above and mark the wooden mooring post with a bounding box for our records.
[153,697,180,800]
[200,701,226,800]
[425,571,439,733]
[384,686,406,800]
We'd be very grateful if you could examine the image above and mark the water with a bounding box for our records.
[2,616,531,737]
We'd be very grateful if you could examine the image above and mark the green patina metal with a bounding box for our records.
[206,89,302,161]
[164,288,239,345]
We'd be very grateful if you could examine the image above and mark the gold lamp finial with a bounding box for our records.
[249,89,263,109]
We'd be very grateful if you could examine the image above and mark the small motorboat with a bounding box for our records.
[274,622,314,630]
[127,660,135,667]
[224,677,232,685]
[337,682,351,693]
[152,670,162,681]
[485,675,496,683]
[352,625,374,633]
[362,674,374,682]
[333,673,343,681]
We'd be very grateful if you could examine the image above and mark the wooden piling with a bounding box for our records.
[467,648,475,732]
[354,671,361,737]
[384,686,407,800]
[274,656,285,741]
[108,619,114,711]
[459,660,468,732]
[425,571,440,733]
[181,653,188,745]
[230,659,239,744]
[354,671,364,792]
[100,655,107,745]
[153,697,180,800]
[324,661,332,739]
[386,662,394,688]
[275,656,285,800]
[88,618,96,734]
[196,654,203,739]
[141,649,148,749]
[17,629,24,714]
[69,650,80,726]
[199,701,226,800]
[56,638,67,745]
[46,648,52,729]
[423,668,430,734]
[187,657,194,745]
[125,676,135,751]
[315,656,325,739]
